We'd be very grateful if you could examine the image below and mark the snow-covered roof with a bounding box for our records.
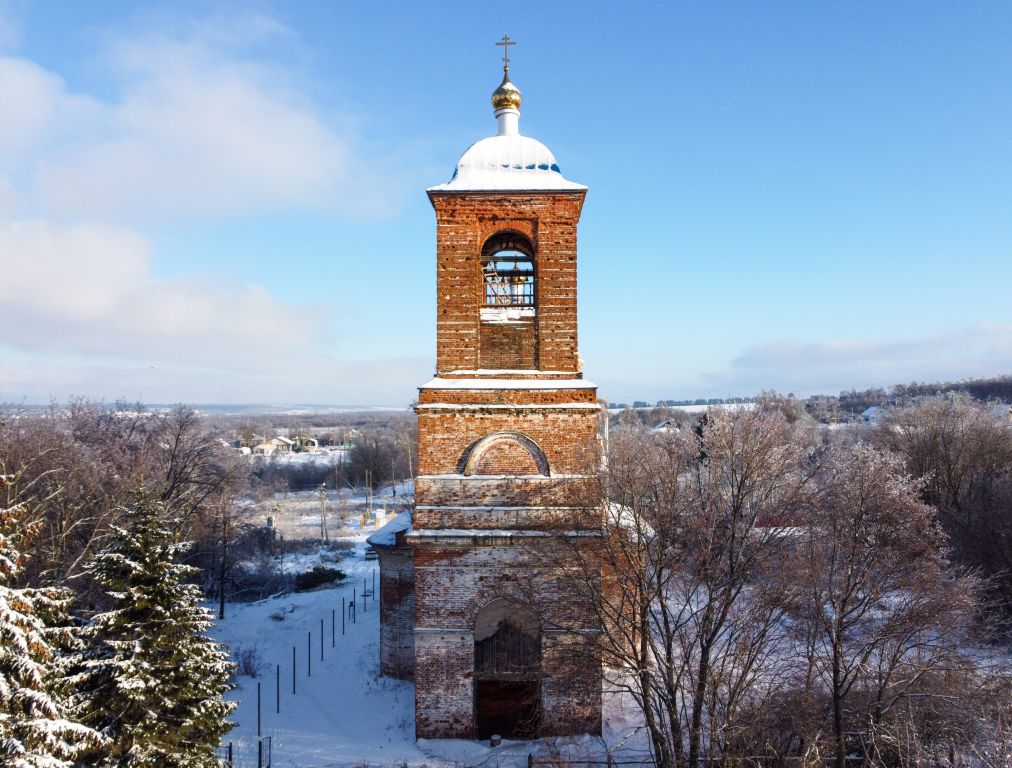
[428,134,586,193]
[366,510,411,548]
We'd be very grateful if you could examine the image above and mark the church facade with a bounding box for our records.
[369,49,604,741]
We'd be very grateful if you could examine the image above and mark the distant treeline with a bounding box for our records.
[835,374,1012,413]
[611,396,755,409]
[616,374,1012,415]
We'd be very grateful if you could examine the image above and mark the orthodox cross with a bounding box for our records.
[496,34,516,68]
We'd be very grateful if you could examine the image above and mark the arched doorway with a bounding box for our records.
[473,599,541,739]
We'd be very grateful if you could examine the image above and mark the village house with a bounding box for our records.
[252,436,296,456]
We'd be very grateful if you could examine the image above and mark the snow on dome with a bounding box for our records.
[429,134,586,192]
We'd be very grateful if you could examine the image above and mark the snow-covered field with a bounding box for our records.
[211,525,648,768]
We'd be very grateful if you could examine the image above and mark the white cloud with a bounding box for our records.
[0,217,429,404]
[0,353,429,406]
[0,14,427,405]
[0,57,64,151]
[0,23,400,222]
[0,219,318,367]
[703,326,1012,395]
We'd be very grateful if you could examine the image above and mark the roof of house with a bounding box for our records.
[366,511,412,548]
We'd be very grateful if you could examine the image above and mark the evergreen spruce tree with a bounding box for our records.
[75,493,234,767]
[0,495,104,767]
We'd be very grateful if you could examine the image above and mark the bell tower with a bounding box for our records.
[405,40,604,740]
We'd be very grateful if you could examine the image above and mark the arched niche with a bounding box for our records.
[457,431,550,476]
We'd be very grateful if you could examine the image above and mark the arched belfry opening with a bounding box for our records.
[474,599,542,739]
[479,231,538,369]
[481,232,535,314]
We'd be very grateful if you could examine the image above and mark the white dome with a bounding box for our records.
[428,134,585,192]
[428,107,585,193]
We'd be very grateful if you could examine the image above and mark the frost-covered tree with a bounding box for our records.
[0,494,103,767]
[73,493,234,767]
[796,444,976,768]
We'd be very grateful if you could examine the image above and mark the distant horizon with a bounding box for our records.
[8,368,1009,415]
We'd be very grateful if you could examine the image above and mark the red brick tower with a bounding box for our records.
[410,46,604,740]
[372,42,604,741]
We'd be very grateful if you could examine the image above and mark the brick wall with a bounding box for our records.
[410,536,602,739]
[414,630,474,738]
[417,387,598,405]
[429,191,585,375]
[377,543,415,679]
[479,320,537,369]
[413,475,600,515]
[541,631,602,736]
[413,504,601,531]
[416,406,600,477]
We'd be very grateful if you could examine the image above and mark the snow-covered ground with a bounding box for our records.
[211,524,649,767]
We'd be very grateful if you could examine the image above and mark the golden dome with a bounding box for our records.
[491,69,522,112]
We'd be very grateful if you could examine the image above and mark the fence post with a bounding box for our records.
[332,608,335,647]
[527,753,534,768]
[342,597,345,635]
[258,738,263,768]
[292,646,296,695]
[320,618,324,660]
[307,631,312,677]
[257,681,261,737]
[275,664,280,713]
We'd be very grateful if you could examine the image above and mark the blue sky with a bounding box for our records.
[0,1,1009,406]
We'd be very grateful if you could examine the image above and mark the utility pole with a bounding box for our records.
[217,500,229,620]
[318,483,328,543]
[270,503,281,556]
[365,469,373,521]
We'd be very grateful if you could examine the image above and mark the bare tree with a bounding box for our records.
[0,401,250,607]
[873,395,1012,619]
[794,443,977,768]
[549,398,998,766]
[553,400,820,768]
